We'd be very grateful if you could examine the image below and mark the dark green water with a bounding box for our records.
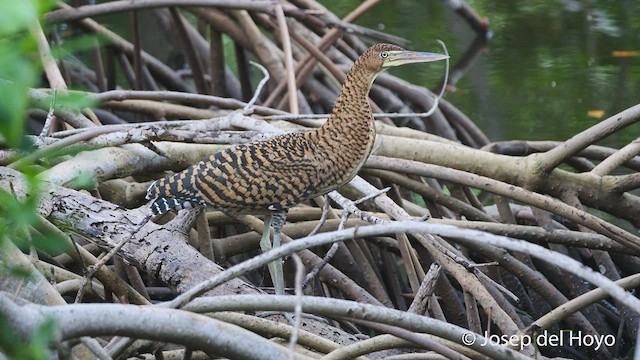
[323,0,640,147]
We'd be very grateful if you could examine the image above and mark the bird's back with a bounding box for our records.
[146,130,327,215]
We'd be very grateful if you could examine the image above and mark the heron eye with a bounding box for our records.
[380,51,388,58]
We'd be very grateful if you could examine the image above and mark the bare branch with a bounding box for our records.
[184,294,530,360]
[366,155,640,250]
[592,137,640,176]
[0,294,300,360]
[536,104,640,174]
[525,273,640,334]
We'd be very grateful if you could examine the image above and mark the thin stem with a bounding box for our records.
[162,220,640,313]
[288,253,304,358]
[77,214,152,303]
[39,89,57,137]
[407,264,441,314]
[169,8,208,93]
[307,195,331,237]
[46,0,281,23]
[184,294,529,360]
[273,0,298,114]
[592,138,640,176]
[525,273,640,334]
[246,61,270,109]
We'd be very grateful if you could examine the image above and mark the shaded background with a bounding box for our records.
[86,0,640,147]
[323,0,640,148]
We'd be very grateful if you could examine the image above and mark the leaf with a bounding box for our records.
[0,1,38,35]
[53,91,96,111]
[67,172,97,190]
[612,50,640,58]
[587,110,605,119]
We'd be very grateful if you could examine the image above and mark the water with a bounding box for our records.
[322,0,640,147]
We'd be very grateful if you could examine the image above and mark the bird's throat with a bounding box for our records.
[313,64,378,187]
[323,62,377,137]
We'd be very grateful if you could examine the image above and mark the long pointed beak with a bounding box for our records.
[383,51,449,68]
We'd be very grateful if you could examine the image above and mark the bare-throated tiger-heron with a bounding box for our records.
[145,43,448,294]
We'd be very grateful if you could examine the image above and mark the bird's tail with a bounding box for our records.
[146,179,201,215]
[148,197,196,215]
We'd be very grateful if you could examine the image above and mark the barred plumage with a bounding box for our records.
[146,43,448,216]
[146,132,323,215]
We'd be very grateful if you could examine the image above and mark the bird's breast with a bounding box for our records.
[312,117,376,193]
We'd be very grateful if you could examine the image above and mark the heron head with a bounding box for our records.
[360,43,448,73]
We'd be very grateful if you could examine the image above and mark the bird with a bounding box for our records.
[145,43,448,294]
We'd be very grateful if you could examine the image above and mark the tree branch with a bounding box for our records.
[366,155,640,250]
[0,294,302,360]
[535,104,640,174]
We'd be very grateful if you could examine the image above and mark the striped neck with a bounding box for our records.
[322,57,379,133]
[309,56,380,190]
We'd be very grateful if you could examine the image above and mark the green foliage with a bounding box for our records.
[0,172,40,228]
[0,0,73,251]
[0,39,37,150]
[0,0,52,149]
[66,171,97,190]
[0,318,58,360]
[0,0,96,261]
[322,0,640,147]
[0,1,69,359]
[50,91,96,111]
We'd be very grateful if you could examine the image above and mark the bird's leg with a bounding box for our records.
[270,210,287,248]
[259,210,287,295]
[270,210,287,295]
[270,210,296,324]
[259,213,273,252]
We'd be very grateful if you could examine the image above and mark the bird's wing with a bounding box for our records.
[193,134,324,211]
[147,133,328,213]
